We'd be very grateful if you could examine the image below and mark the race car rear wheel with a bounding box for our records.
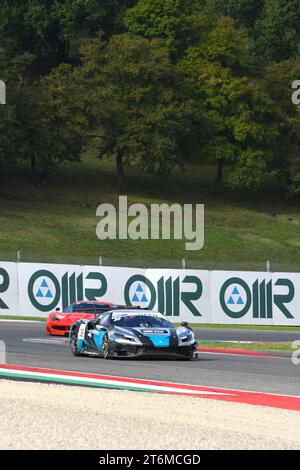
[70,333,81,357]
[102,333,111,359]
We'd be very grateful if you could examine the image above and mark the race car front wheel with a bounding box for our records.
[182,347,194,360]
[70,333,81,357]
[102,333,111,359]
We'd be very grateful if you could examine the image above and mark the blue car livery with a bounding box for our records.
[69,309,197,360]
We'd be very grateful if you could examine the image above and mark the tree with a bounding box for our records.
[12,64,89,181]
[209,0,264,29]
[0,0,133,68]
[1,43,87,178]
[253,0,300,65]
[78,34,194,188]
[180,19,278,191]
[0,103,15,168]
[124,0,205,60]
[207,1,300,71]
[0,46,34,169]
[202,63,277,190]
[199,16,250,72]
[264,60,300,196]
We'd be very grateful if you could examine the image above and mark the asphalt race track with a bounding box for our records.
[1,321,300,396]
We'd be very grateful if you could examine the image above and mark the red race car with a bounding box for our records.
[46,300,121,336]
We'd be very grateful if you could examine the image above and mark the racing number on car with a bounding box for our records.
[78,324,86,340]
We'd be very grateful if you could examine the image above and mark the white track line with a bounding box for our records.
[0,319,45,323]
[23,338,68,345]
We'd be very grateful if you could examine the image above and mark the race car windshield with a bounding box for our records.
[112,315,173,328]
[71,303,112,314]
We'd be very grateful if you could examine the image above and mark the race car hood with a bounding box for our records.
[52,312,97,324]
[133,327,174,347]
[114,326,173,335]
[113,326,175,348]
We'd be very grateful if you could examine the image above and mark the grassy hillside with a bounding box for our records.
[1,154,300,271]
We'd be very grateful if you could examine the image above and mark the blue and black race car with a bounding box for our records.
[69,309,197,360]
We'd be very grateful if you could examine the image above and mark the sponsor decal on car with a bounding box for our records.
[142,329,169,335]
[77,324,86,340]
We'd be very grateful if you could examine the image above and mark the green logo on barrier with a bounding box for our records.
[220,277,294,320]
[28,270,107,312]
[220,277,251,319]
[124,274,203,316]
[28,270,61,312]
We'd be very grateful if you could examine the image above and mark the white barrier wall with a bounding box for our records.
[0,261,300,325]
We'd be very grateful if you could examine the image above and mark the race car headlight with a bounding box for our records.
[52,313,64,321]
[116,334,134,342]
[113,333,138,344]
[179,332,195,344]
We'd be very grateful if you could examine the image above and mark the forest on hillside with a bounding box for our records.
[1,0,300,195]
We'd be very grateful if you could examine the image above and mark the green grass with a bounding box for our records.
[200,341,293,353]
[1,154,300,270]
